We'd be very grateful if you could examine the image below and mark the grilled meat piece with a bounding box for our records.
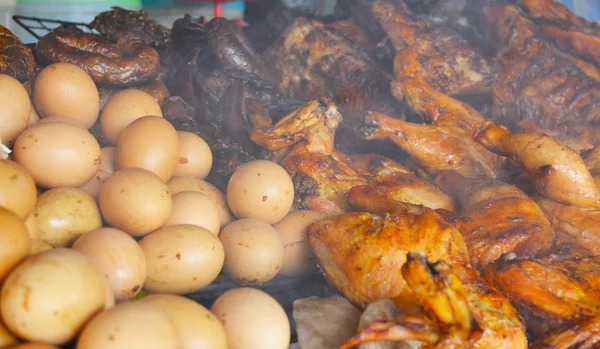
[89,6,171,47]
[0,24,35,82]
[465,2,600,150]
[266,17,397,123]
[530,315,600,349]
[483,244,600,339]
[518,0,600,68]
[476,123,600,208]
[170,14,206,56]
[435,171,554,269]
[309,211,527,349]
[359,112,498,178]
[243,0,296,53]
[349,0,493,96]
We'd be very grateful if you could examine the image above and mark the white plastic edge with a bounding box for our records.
[0,137,11,160]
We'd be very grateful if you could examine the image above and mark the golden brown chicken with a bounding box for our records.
[483,243,600,341]
[476,123,600,208]
[517,0,600,68]
[530,315,600,349]
[249,98,454,214]
[350,0,493,96]
[308,210,527,349]
[435,171,554,269]
[359,111,498,179]
[391,48,487,136]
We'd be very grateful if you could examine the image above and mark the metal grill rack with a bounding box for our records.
[12,15,96,40]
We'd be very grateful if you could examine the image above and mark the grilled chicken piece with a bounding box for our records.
[435,171,554,269]
[359,111,498,178]
[265,17,396,122]
[530,315,600,349]
[483,244,600,339]
[350,0,493,96]
[465,1,600,151]
[249,99,454,213]
[476,123,600,208]
[536,199,600,257]
[391,48,487,136]
[518,0,600,68]
[309,212,527,349]
[584,145,600,188]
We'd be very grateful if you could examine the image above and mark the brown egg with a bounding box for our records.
[27,239,54,256]
[24,213,40,239]
[33,63,100,129]
[0,159,37,219]
[139,224,224,294]
[0,74,31,148]
[72,228,146,301]
[117,116,179,182]
[210,288,290,349]
[0,208,30,282]
[273,210,325,277]
[100,89,163,145]
[173,131,213,179]
[219,219,284,285]
[8,343,60,349]
[13,122,101,188]
[34,187,102,247]
[99,168,172,237]
[76,302,181,349]
[99,146,117,173]
[140,294,227,349]
[0,318,18,348]
[227,160,294,224]
[168,176,234,228]
[28,100,40,127]
[35,116,85,127]
[1,249,106,345]
[78,170,111,203]
[165,191,220,235]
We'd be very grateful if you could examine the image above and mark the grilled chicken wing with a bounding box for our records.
[359,112,498,178]
[530,315,600,349]
[309,211,527,349]
[476,123,600,208]
[435,171,554,269]
[517,0,600,68]
[350,0,493,96]
[465,1,600,150]
[391,48,487,135]
[483,245,600,339]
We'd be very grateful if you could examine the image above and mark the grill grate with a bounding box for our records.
[12,15,96,40]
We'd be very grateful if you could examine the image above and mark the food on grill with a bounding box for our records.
[89,7,171,48]
[0,25,35,82]
[173,131,213,179]
[33,63,100,129]
[36,31,160,87]
[165,191,221,235]
[0,74,31,147]
[170,14,206,56]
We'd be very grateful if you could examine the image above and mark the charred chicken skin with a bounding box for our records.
[249,99,454,214]
[350,0,493,96]
[435,171,554,269]
[309,210,527,349]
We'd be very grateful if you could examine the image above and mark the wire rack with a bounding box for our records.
[12,15,97,40]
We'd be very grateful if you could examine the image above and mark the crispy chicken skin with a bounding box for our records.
[391,48,487,136]
[465,1,600,150]
[530,315,600,349]
[435,171,554,269]
[350,0,493,96]
[518,0,600,68]
[483,244,600,339]
[309,212,526,349]
[360,111,498,178]
[476,123,600,208]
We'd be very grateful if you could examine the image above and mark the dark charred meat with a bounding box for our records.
[0,24,35,82]
[402,0,440,14]
[170,14,206,56]
[266,17,397,123]
[348,0,494,96]
[465,1,600,151]
[89,7,171,47]
[36,31,160,87]
[517,0,600,68]
[206,18,280,87]
[242,0,297,53]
